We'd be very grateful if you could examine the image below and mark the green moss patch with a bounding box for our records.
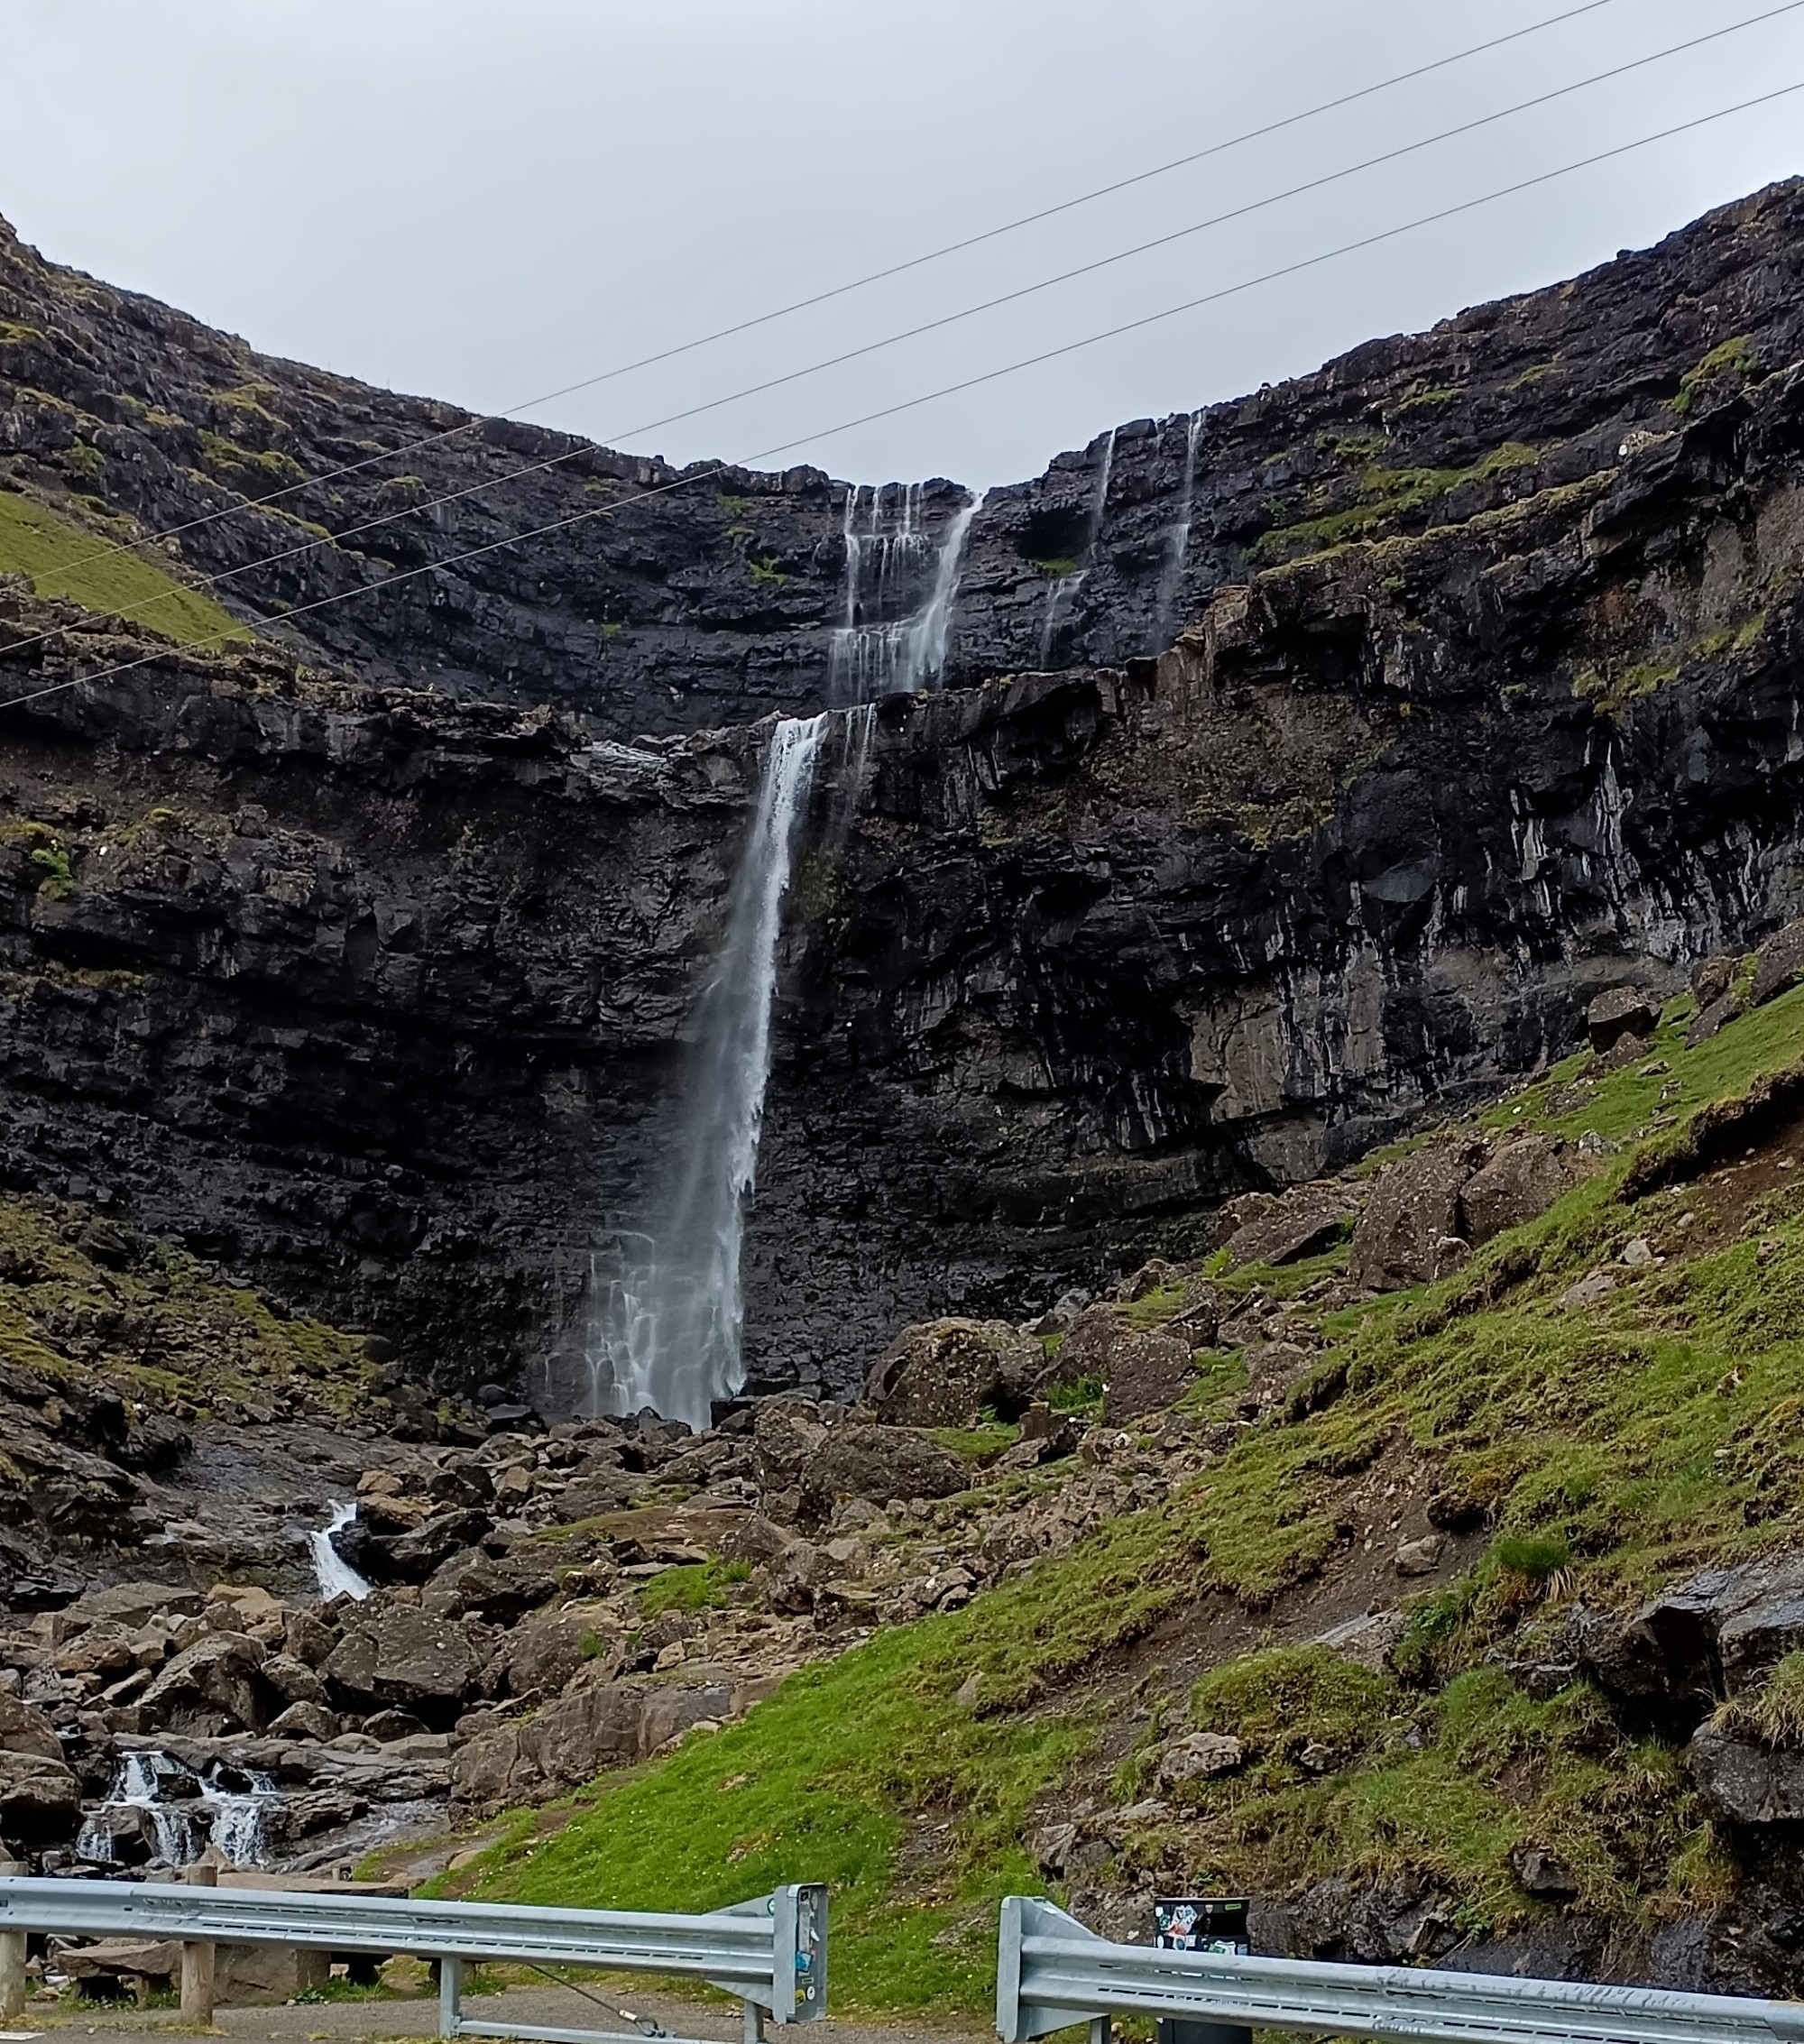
[0,488,251,646]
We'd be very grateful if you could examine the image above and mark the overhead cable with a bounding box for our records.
[21,0,1634,587]
[5,72,1801,715]
[10,0,1800,661]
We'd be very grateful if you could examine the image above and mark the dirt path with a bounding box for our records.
[14,1981,988,2044]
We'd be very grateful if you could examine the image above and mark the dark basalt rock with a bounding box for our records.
[7,182,1804,734]
[1,190,1804,1399]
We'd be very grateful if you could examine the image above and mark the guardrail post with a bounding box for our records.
[742,1997,766,2044]
[0,1857,24,2020]
[179,1862,216,2026]
[437,1952,462,2039]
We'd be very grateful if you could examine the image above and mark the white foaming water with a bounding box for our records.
[1038,572,1086,667]
[1154,410,1203,646]
[309,1500,372,1602]
[586,713,831,1431]
[829,488,980,702]
[207,1767,279,1865]
[77,1752,276,1868]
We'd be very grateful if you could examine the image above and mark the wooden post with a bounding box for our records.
[0,1855,25,2021]
[180,1861,216,2026]
[293,1946,331,1995]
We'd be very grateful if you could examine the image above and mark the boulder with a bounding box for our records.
[261,1653,327,1706]
[1394,1534,1447,1578]
[54,1581,204,1637]
[484,1613,600,1700]
[865,1318,1043,1426]
[452,1676,732,1812]
[324,1607,482,1720]
[802,1424,969,1525]
[1349,1138,1486,1293]
[1100,1331,1195,1423]
[140,1631,270,1736]
[267,1700,340,1742]
[1688,1717,1804,1824]
[1157,1732,1244,1785]
[1586,985,1659,1055]
[0,1691,62,1762]
[422,1551,557,1624]
[765,1537,833,1615]
[1313,1609,1407,1674]
[1221,1184,1356,1268]
[1690,954,1736,1008]
[1750,920,1804,1008]
[54,1621,138,1680]
[378,1508,494,1583]
[1579,1553,1804,1726]
[1459,1134,1582,1245]
[0,1747,81,1839]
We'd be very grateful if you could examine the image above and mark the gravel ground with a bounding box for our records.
[12,1981,989,2044]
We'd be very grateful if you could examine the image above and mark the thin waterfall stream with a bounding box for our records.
[585,713,830,1431]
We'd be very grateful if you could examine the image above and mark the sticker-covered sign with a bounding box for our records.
[1153,1896,1249,1957]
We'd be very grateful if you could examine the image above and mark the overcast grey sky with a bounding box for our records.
[4,1,1803,489]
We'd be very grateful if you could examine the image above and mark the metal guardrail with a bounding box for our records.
[996,1896,1804,2044]
[0,1874,826,2043]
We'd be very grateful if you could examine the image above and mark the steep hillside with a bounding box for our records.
[3,184,1804,732]
[456,961,1804,2012]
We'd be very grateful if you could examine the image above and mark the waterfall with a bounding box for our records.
[1154,410,1202,646]
[1036,428,1115,669]
[1038,572,1086,667]
[586,713,831,1431]
[1085,427,1117,558]
[77,1751,278,1868]
[309,1501,372,1603]
[829,488,980,702]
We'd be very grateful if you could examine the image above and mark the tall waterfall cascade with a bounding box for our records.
[579,479,986,1431]
[584,713,831,1432]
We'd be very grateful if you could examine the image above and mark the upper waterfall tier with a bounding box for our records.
[5,181,1804,735]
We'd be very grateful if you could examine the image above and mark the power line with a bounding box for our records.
[14,0,1630,590]
[9,0,1799,662]
[4,72,1799,718]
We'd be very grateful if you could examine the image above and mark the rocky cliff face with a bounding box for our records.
[5,183,1804,734]
[1,186,1803,1398]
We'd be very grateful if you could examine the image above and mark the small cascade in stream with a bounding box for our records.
[584,712,832,1431]
[829,486,980,702]
[309,1500,372,1603]
[77,1751,279,1869]
[1153,410,1202,646]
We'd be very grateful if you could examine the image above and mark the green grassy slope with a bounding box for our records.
[466,983,1804,2013]
[0,487,251,646]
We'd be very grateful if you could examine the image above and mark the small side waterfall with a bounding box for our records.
[586,714,831,1431]
[829,488,980,701]
[1037,428,1116,668]
[309,1501,372,1603]
[1154,410,1202,646]
[77,1751,278,1868]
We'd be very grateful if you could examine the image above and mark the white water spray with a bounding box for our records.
[586,713,831,1431]
[1154,410,1202,646]
[309,1501,372,1603]
[77,1752,279,1868]
[829,488,980,701]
